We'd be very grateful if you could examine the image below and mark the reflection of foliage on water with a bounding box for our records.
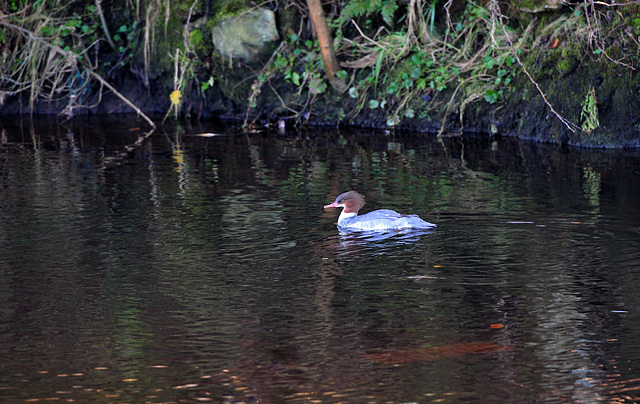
[582,165,601,210]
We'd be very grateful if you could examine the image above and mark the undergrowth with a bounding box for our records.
[0,0,174,122]
[256,0,638,133]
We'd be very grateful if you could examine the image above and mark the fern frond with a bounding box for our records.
[339,0,398,27]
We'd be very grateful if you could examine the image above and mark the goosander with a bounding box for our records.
[324,191,436,231]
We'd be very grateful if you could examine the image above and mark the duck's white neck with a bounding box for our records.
[337,210,358,226]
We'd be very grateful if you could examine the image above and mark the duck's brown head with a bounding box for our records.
[323,191,366,213]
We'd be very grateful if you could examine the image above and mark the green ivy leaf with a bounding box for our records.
[387,115,400,127]
[313,81,327,94]
[485,89,498,104]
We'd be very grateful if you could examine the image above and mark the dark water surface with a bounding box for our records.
[0,117,639,403]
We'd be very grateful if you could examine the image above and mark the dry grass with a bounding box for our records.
[0,1,168,126]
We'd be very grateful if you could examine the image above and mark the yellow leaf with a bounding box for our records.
[170,90,182,105]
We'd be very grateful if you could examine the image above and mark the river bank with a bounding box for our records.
[1,0,639,148]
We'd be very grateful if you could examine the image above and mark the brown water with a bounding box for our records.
[0,117,639,403]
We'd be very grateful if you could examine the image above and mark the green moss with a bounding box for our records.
[149,18,183,74]
[189,29,203,47]
[559,46,581,72]
[556,58,570,73]
[188,29,211,57]
[210,0,250,25]
[512,0,549,12]
[632,17,640,35]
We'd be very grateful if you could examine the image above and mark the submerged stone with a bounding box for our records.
[211,8,279,62]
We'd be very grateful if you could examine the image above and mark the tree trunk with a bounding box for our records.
[306,0,347,92]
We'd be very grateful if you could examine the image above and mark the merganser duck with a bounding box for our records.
[324,191,436,231]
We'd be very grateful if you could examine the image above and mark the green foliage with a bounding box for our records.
[425,0,438,32]
[484,89,500,104]
[580,86,599,133]
[34,5,100,53]
[273,35,329,96]
[339,0,399,27]
[632,17,640,35]
[328,0,527,127]
[382,51,461,107]
[201,76,215,92]
[112,22,139,57]
[482,53,516,104]
[368,99,387,109]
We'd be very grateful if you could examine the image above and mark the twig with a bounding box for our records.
[95,0,117,51]
[438,81,463,136]
[268,82,303,116]
[88,70,156,129]
[350,21,390,51]
[183,0,198,55]
[563,0,640,6]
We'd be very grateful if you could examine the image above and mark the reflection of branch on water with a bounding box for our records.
[125,129,156,152]
[98,128,157,170]
[437,135,494,181]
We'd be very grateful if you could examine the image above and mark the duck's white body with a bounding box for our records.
[324,191,436,231]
